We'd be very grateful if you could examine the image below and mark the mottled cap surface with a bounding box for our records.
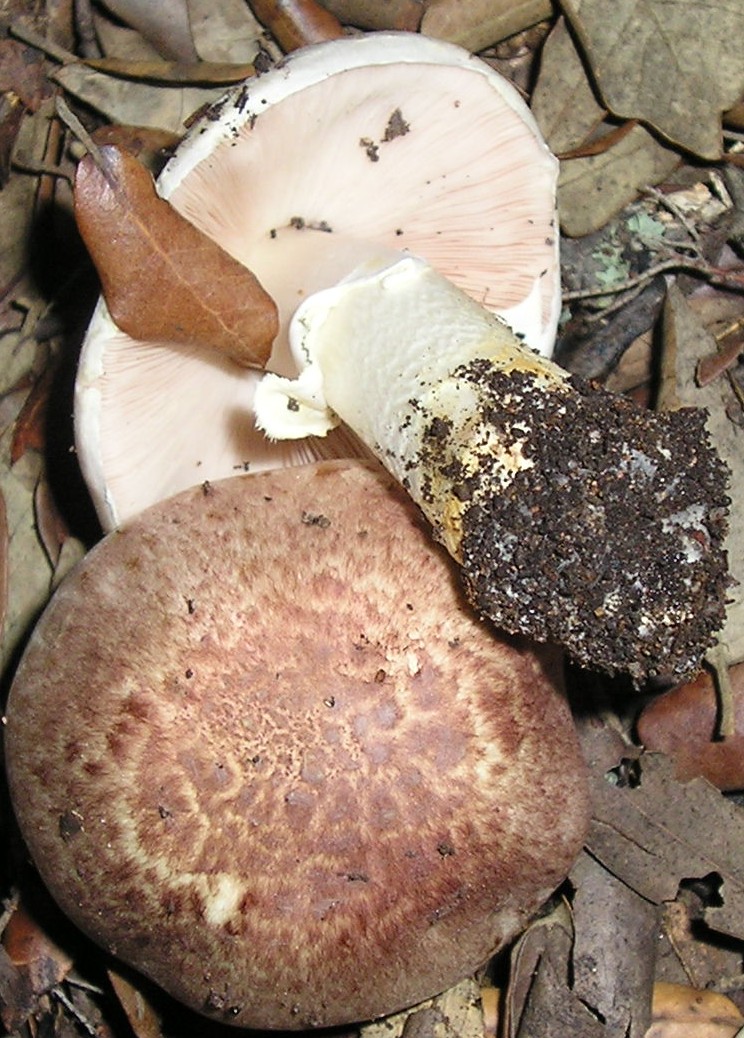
[6,460,588,1029]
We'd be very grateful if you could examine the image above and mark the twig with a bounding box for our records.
[11,157,73,183]
[642,184,701,244]
[707,645,736,740]
[9,20,77,65]
[52,986,101,1037]
[53,96,115,186]
[563,255,744,302]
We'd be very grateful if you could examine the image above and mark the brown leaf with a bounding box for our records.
[108,969,164,1038]
[318,0,423,31]
[2,904,73,998]
[250,0,345,50]
[421,0,552,53]
[586,751,744,941]
[506,906,605,1038]
[10,366,53,464]
[636,663,744,791]
[562,0,744,160]
[74,145,278,368]
[85,57,257,86]
[571,850,657,1037]
[647,982,744,1038]
[99,0,198,63]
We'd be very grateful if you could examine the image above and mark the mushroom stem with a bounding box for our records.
[254,257,730,684]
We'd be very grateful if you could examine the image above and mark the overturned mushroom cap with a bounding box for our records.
[75,31,560,530]
[5,460,588,1030]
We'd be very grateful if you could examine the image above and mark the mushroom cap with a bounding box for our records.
[75,31,560,531]
[5,460,587,1030]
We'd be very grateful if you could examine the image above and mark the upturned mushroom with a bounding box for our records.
[254,257,730,685]
[5,460,590,1030]
[74,31,561,530]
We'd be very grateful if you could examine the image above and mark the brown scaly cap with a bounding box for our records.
[5,460,588,1030]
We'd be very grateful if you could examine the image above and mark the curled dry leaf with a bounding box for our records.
[646,982,744,1038]
[318,0,423,31]
[74,145,278,368]
[250,0,345,50]
[2,903,73,1001]
[107,969,163,1038]
[636,663,744,791]
[99,0,198,62]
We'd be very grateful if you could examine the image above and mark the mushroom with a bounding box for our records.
[74,31,560,530]
[254,256,731,684]
[5,459,590,1031]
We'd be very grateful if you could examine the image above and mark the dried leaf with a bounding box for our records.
[33,478,69,570]
[361,978,484,1038]
[0,464,53,672]
[532,16,606,156]
[318,0,424,31]
[51,64,222,133]
[10,366,53,464]
[562,0,744,160]
[506,905,605,1038]
[421,0,552,52]
[250,0,345,50]
[570,850,657,1037]
[660,894,744,992]
[557,123,679,237]
[0,38,49,111]
[83,56,256,85]
[2,904,73,997]
[107,969,163,1038]
[100,0,198,62]
[188,0,264,63]
[637,663,744,791]
[647,982,744,1038]
[74,145,278,368]
[587,752,744,941]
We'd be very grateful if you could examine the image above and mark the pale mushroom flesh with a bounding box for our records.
[74,32,560,530]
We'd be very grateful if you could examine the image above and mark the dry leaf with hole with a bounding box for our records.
[587,751,744,941]
[74,145,278,368]
[562,0,744,160]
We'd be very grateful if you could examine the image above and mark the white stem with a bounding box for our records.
[254,257,568,557]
